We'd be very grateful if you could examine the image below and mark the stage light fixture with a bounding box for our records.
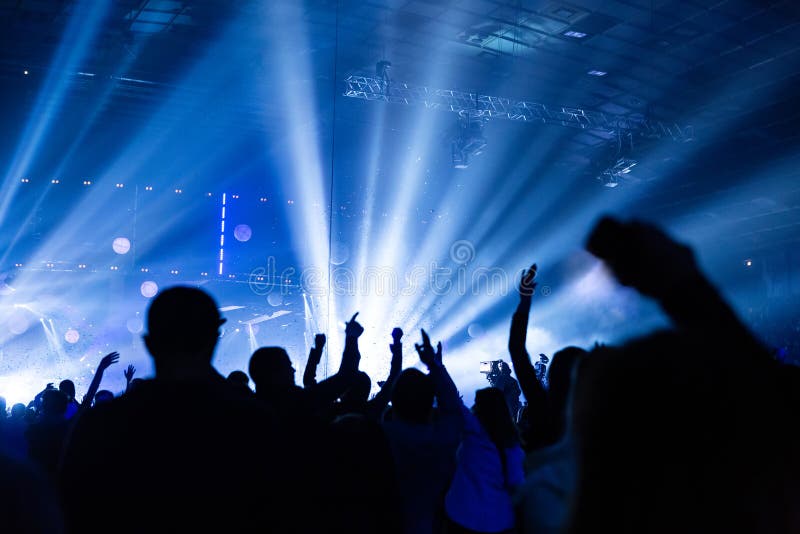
[744,259,753,268]
[451,115,487,169]
[145,186,153,191]
[115,183,124,188]
[51,179,60,184]
[20,178,29,183]
[24,70,29,75]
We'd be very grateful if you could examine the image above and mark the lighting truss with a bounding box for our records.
[344,75,693,142]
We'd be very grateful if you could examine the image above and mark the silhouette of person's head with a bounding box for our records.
[497,361,512,375]
[94,390,114,405]
[473,387,518,450]
[59,380,75,401]
[248,347,295,393]
[10,403,26,419]
[227,370,250,387]
[391,368,434,424]
[40,389,67,419]
[340,371,372,410]
[143,286,225,379]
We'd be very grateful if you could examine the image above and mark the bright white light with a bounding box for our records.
[65,329,80,344]
[564,30,587,38]
[140,281,158,298]
[587,70,607,76]
[112,237,131,254]
[745,259,753,267]
[233,224,252,242]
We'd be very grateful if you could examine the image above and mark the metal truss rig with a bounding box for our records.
[344,76,693,142]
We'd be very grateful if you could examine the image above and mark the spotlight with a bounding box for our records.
[234,224,252,242]
[170,269,179,275]
[207,192,213,197]
[228,274,236,279]
[51,179,60,184]
[259,197,268,202]
[83,180,92,186]
[24,69,29,75]
[599,172,619,188]
[744,259,753,268]
[232,194,240,199]
[20,178,29,183]
[14,263,22,267]
[110,266,119,271]
[140,281,158,298]
[112,237,131,255]
[77,264,87,269]
[174,189,183,194]
[287,199,294,205]
[200,272,208,277]
[140,267,149,272]
[451,115,487,169]
[65,329,80,344]
[115,183,124,188]
[145,186,153,191]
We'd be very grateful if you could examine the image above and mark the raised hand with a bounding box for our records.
[391,327,403,344]
[415,329,442,368]
[314,333,326,351]
[586,216,699,298]
[123,364,136,383]
[98,352,120,371]
[519,263,538,301]
[345,313,364,339]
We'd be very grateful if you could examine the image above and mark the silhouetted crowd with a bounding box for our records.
[1,217,799,533]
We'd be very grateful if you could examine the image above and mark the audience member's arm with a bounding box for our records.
[307,314,362,407]
[302,334,326,388]
[508,264,547,411]
[586,217,765,355]
[366,328,404,419]
[416,329,461,416]
[81,352,119,408]
[123,364,135,394]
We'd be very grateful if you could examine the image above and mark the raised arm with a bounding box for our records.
[509,264,547,411]
[302,334,326,388]
[586,217,765,356]
[367,327,404,419]
[416,329,461,416]
[81,352,119,408]
[123,364,136,394]
[306,313,362,408]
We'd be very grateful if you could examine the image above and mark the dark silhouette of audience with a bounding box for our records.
[0,217,798,534]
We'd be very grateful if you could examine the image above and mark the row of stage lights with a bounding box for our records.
[12,262,295,285]
[19,178,276,204]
